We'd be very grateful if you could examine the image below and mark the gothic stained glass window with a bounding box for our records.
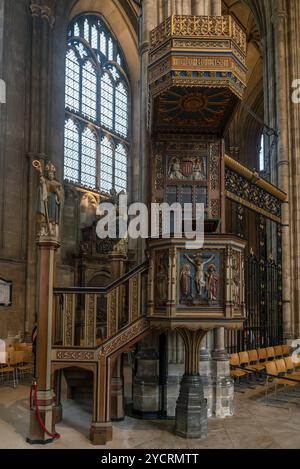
[64,14,129,192]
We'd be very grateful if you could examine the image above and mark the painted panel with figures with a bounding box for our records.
[178,251,223,308]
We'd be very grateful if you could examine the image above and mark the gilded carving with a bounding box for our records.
[63,294,75,347]
[225,168,281,219]
[107,289,118,337]
[85,294,96,347]
[210,144,220,191]
[98,319,149,358]
[56,351,94,361]
[150,15,246,55]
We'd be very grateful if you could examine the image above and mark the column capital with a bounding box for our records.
[30,4,55,28]
[271,10,287,26]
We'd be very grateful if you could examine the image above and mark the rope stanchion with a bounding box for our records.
[30,383,61,440]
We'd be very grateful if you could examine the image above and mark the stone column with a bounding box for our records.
[273,7,293,339]
[192,0,206,15]
[27,236,60,444]
[133,334,160,416]
[110,356,125,422]
[199,348,213,417]
[53,369,63,424]
[211,327,234,418]
[182,0,192,16]
[164,331,184,417]
[211,0,222,16]
[175,329,207,439]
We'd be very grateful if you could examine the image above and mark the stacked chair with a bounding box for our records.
[0,343,34,387]
[230,344,300,397]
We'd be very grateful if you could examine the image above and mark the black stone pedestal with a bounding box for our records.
[175,373,208,439]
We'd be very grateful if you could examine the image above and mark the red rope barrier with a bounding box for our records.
[30,383,61,440]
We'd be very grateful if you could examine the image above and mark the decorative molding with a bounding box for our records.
[225,154,287,201]
[225,168,282,220]
[150,15,246,55]
[98,319,150,358]
[56,350,94,361]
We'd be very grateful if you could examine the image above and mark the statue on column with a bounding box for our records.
[32,160,64,239]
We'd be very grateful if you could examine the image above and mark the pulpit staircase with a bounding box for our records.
[51,260,150,366]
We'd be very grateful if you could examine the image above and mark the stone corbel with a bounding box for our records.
[30,4,55,28]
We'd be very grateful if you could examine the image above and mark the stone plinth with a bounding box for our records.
[175,374,208,439]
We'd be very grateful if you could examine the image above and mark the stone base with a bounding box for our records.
[211,356,234,418]
[90,422,113,445]
[165,375,181,417]
[175,374,208,439]
[27,407,56,445]
[53,404,63,424]
[133,378,160,413]
[213,376,234,418]
[199,349,213,418]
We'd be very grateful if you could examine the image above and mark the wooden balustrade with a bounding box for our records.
[52,263,148,349]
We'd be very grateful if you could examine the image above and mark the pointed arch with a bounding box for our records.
[64,14,130,192]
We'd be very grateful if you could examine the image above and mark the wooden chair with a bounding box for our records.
[282,344,290,356]
[0,352,17,388]
[258,348,267,362]
[15,351,34,380]
[266,347,276,361]
[230,354,248,381]
[274,345,283,358]
[265,360,300,398]
[247,349,266,371]
[15,343,28,351]
[284,357,300,376]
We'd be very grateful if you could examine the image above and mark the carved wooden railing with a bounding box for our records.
[52,261,148,349]
[150,15,246,56]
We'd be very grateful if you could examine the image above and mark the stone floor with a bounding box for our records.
[0,383,300,449]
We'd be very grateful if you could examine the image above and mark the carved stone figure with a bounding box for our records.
[193,157,206,180]
[33,160,64,238]
[168,157,184,180]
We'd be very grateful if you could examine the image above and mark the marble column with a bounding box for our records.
[175,329,207,439]
[211,327,234,418]
[27,237,60,444]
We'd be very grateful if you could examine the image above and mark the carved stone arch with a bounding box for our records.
[88,269,112,287]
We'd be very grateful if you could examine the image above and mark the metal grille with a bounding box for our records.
[226,253,283,354]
